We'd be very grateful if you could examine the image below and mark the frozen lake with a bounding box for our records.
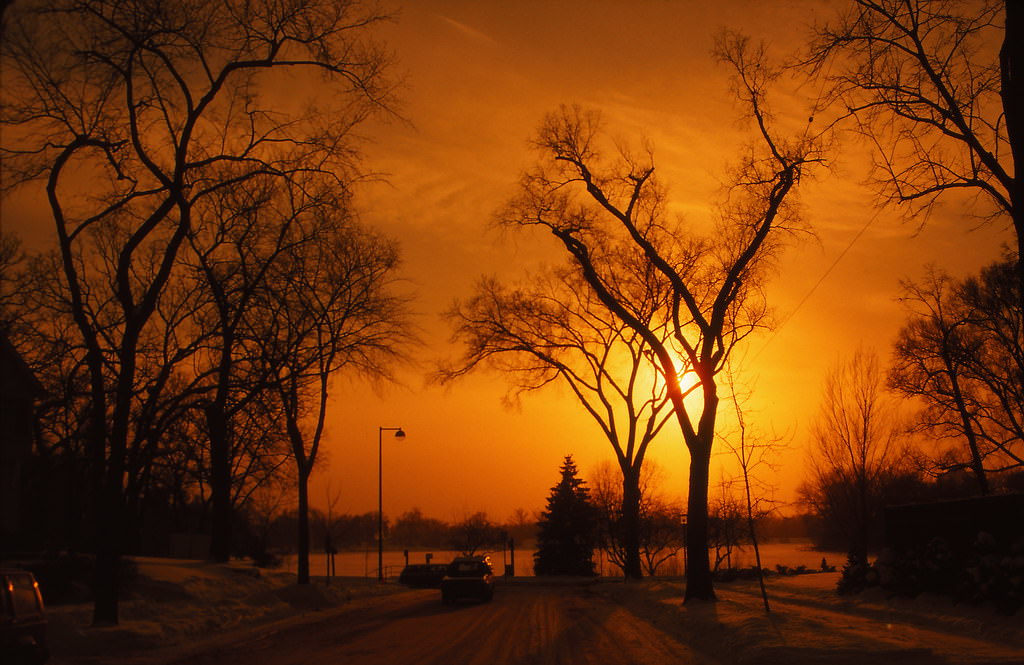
[285,541,846,580]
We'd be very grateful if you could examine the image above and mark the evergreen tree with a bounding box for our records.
[534,455,598,576]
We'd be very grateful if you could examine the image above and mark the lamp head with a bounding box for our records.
[394,428,406,440]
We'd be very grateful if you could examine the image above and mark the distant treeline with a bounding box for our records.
[262,508,537,555]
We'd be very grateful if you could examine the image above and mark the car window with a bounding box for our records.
[449,561,491,576]
[8,574,42,619]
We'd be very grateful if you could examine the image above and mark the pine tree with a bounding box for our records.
[534,455,598,576]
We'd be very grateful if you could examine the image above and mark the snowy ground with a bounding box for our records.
[45,557,403,662]
[604,575,1024,664]
[44,556,1024,664]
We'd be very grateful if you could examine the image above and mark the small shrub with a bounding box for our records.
[837,551,875,595]
[713,566,767,583]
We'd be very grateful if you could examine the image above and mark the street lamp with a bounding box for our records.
[378,426,405,581]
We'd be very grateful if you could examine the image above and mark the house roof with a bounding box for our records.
[0,332,45,398]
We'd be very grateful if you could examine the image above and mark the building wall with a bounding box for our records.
[0,335,44,545]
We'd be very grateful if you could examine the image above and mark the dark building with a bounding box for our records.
[884,493,1024,557]
[0,334,45,548]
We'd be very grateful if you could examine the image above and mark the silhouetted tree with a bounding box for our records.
[0,233,23,332]
[802,348,910,562]
[534,455,598,576]
[334,512,379,549]
[254,211,413,584]
[891,266,990,494]
[891,259,1024,490]
[243,472,295,562]
[502,34,820,600]
[442,257,675,579]
[392,508,451,549]
[638,502,686,577]
[504,508,538,546]
[708,477,747,573]
[590,461,684,577]
[5,234,205,555]
[187,175,328,563]
[957,260,1024,470]
[717,363,784,612]
[1,247,97,551]
[449,512,504,557]
[0,0,394,623]
[801,1,1024,301]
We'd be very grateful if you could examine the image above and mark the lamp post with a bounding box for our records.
[378,426,405,581]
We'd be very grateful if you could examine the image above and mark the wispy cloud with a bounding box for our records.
[437,15,500,46]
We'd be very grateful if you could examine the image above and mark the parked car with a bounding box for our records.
[398,563,449,589]
[440,556,495,604]
[0,569,48,665]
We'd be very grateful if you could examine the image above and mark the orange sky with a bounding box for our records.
[321,0,1011,523]
[3,0,1012,525]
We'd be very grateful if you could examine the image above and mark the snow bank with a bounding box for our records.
[45,558,1024,664]
[597,573,1024,664]
[46,557,401,663]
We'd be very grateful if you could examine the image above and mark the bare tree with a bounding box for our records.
[245,474,296,563]
[442,254,676,580]
[958,260,1024,471]
[637,502,686,577]
[449,512,504,558]
[891,259,1024,490]
[708,476,747,573]
[497,34,819,601]
[0,233,24,331]
[717,363,785,613]
[0,0,394,623]
[590,460,684,577]
[891,266,990,493]
[803,347,908,562]
[253,206,412,584]
[801,1,1024,298]
[8,229,205,552]
[186,174,321,562]
[392,508,451,549]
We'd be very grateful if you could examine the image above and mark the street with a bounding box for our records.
[165,581,696,665]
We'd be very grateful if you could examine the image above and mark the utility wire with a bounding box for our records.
[752,207,883,363]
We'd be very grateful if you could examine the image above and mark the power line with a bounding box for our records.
[752,208,883,363]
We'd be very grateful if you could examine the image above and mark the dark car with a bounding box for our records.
[0,569,48,665]
[398,563,448,589]
[440,556,495,604]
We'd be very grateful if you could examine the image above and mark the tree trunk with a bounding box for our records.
[92,338,139,625]
[620,468,643,580]
[1001,0,1024,306]
[94,399,131,624]
[84,350,119,625]
[684,440,715,602]
[947,365,989,496]
[92,468,123,625]
[743,474,770,613]
[296,467,311,584]
[853,476,870,565]
[206,402,233,562]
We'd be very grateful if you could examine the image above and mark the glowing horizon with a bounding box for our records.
[1,0,1012,525]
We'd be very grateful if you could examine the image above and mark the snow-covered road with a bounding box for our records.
[48,568,1024,665]
[160,581,698,665]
